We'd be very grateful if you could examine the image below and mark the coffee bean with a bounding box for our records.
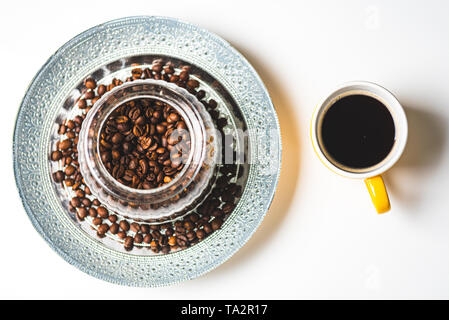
[211,218,223,230]
[119,220,130,231]
[88,207,97,217]
[53,170,65,183]
[98,223,109,235]
[134,233,143,244]
[109,223,119,234]
[59,139,72,150]
[208,99,218,109]
[81,198,91,207]
[168,236,176,246]
[186,231,196,241]
[78,99,87,109]
[140,224,150,234]
[179,70,189,81]
[130,222,140,233]
[187,79,199,89]
[77,207,88,220]
[85,77,96,89]
[66,120,75,129]
[196,229,206,239]
[222,202,235,215]
[70,197,81,208]
[203,222,212,234]
[143,234,152,244]
[97,206,108,218]
[51,151,63,161]
[97,84,106,96]
[117,231,126,240]
[124,236,134,251]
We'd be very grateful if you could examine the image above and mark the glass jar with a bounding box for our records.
[78,80,219,222]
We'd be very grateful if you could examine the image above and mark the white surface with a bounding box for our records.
[1,0,449,299]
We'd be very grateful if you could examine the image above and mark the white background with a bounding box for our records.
[1,0,449,299]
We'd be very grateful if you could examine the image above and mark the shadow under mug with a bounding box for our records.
[311,81,408,213]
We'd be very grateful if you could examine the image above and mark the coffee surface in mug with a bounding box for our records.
[321,94,395,169]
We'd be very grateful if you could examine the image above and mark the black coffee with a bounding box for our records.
[321,94,395,169]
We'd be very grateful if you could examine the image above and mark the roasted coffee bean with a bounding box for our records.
[78,99,87,109]
[97,84,106,96]
[150,240,159,251]
[85,90,95,100]
[77,207,88,220]
[211,218,223,231]
[221,192,235,203]
[75,189,85,198]
[58,124,66,135]
[179,70,189,81]
[70,197,81,208]
[120,220,130,231]
[81,198,91,207]
[208,99,218,109]
[51,151,63,161]
[188,213,199,223]
[88,207,97,217]
[85,77,96,89]
[222,202,235,215]
[109,223,119,234]
[124,236,134,251]
[140,224,150,234]
[203,222,212,234]
[108,215,118,223]
[59,139,72,150]
[92,217,102,226]
[97,206,108,218]
[165,228,174,236]
[134,233,143,244]
[130,222,140,233]
[117,231,126,240]
[196,229,206,240]
[143,234,152,244]
[186,231,196,241]
[211,209,224,218]
[184,221,194,231]
[168,236,177,246]
[186,79,199,89]
[98,223,109,235]
[53,170,65,183]
[152,230,161,240]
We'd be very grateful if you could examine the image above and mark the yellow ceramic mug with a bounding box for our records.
[311,81,408,214]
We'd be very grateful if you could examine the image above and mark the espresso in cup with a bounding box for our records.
[320,94,395,170]
[312,81,408,213]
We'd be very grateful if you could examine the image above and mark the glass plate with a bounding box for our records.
[13,16,281,286]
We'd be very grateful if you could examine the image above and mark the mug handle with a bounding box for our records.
[364,175,391,214]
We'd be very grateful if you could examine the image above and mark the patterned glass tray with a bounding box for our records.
[13,16,281,286]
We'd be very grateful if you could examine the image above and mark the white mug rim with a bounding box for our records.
[311,81,408,179]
